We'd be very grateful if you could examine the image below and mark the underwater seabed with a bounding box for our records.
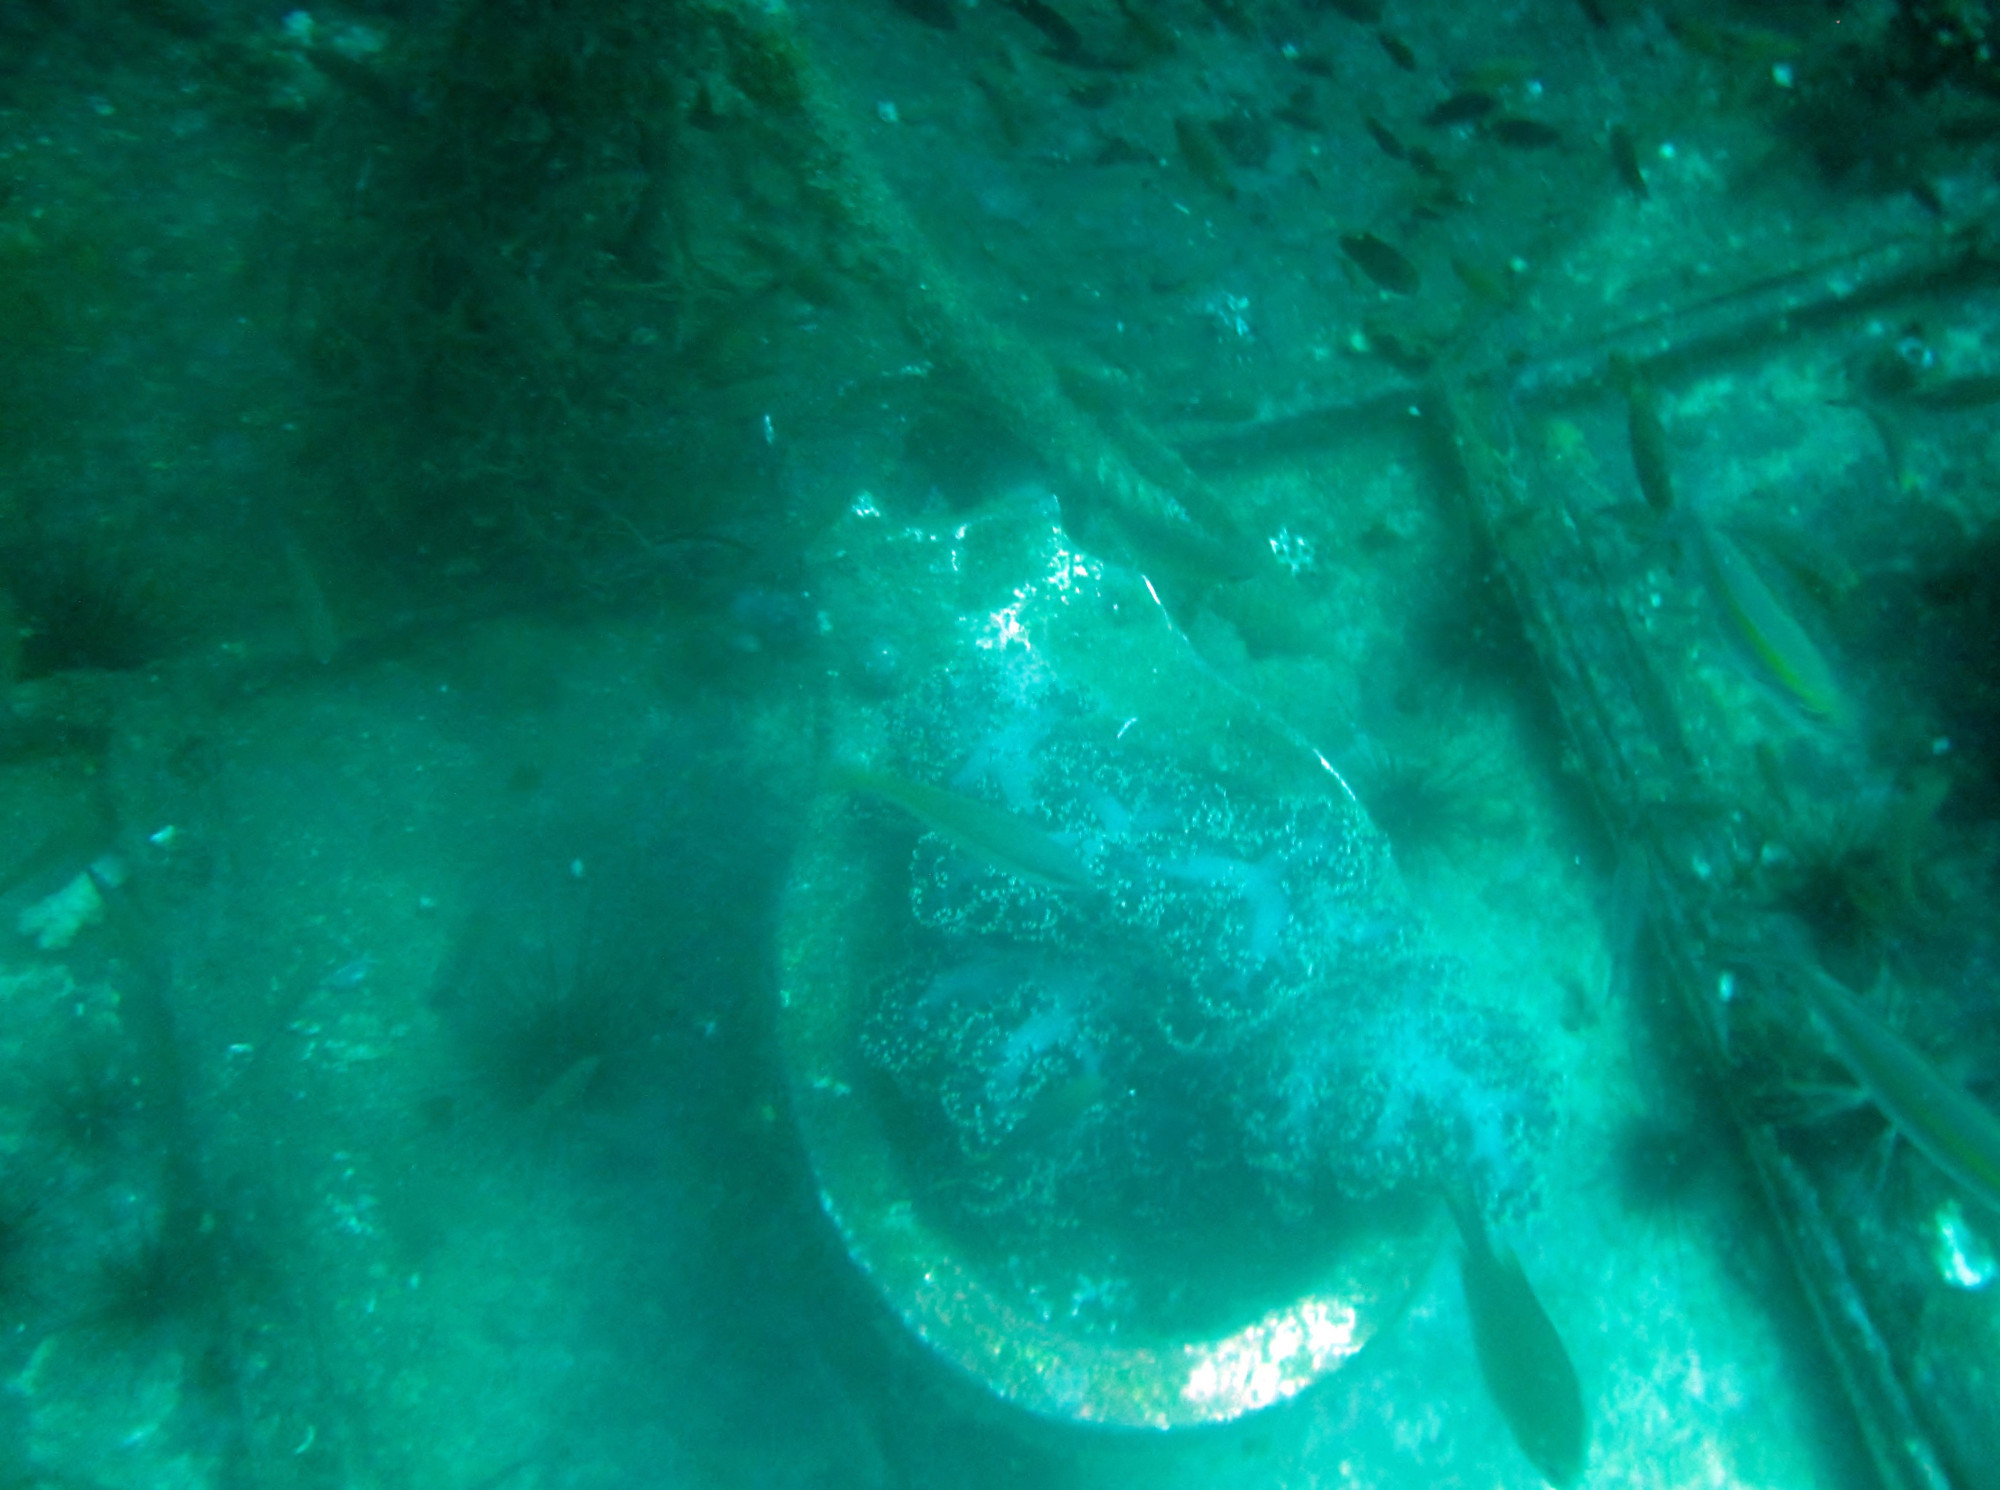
[0,553,1830,1490]
[6,0,2000,1483]
[12,282,1997,1482]
[769,435,1848,1487]
[0,615,864,1489]
[0,288,1958,1490]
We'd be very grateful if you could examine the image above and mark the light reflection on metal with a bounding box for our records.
[1931,1199,1996,1290]
[969,525,1111,652]
[1180,1297,1363,1416]
[979,601,1029,652]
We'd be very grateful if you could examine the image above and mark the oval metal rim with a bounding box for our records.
[775,792,1441,1429]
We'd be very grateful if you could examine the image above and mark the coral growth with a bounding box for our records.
[862,665,1557,1269]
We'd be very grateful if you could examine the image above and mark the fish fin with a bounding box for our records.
[1440,1176,1491,1260]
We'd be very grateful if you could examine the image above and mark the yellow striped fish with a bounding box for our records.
[830,763,1094,892]
[1796,964,2000,1216]
[1690,517,1847,728]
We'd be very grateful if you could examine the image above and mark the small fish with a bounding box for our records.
[279,522,339,665]
[1609,124,1648,199]
[1359,317,1437,375]
[1274,84,1327,133]
[1363,114,1406,160]
[1201,0,1255,39]
[1729,518,1860,610]
[1664,14,1799,66]
[1451,254,1512,304]
[830,764,1094,891]
[1174,114,1238,200]
[1488,117,1561,150]
[1407,144,1446,179]
[1377,30,1416,71]
[973,68,1031,146]
[1605,355,1847,725]
[1452,58,1541,92]
[321,954,375,990]
[1115,0,1177,56]
[1609,352,1675,516]
[0,585,20,698]
[1446,1186,1588,1489]
[1425,90,1498,128]
[1909,371,2000,409]
[1341,231,1420,294]
[1794,965,2000,1216]
[889,0,957,29]
[1690,518,1846,727]
[1093,135,1154,167]
[1001,0,1088,63]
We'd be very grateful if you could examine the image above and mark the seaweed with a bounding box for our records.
[0,1170,48,1326]
[425,838,730,1159]
[32,1032,146,1163]
[0,534,171,679]
[1348,736,1507,865]
[1758,771,1951,990]
[1605,1108,1736,1232]
[77,1200,226,1355]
